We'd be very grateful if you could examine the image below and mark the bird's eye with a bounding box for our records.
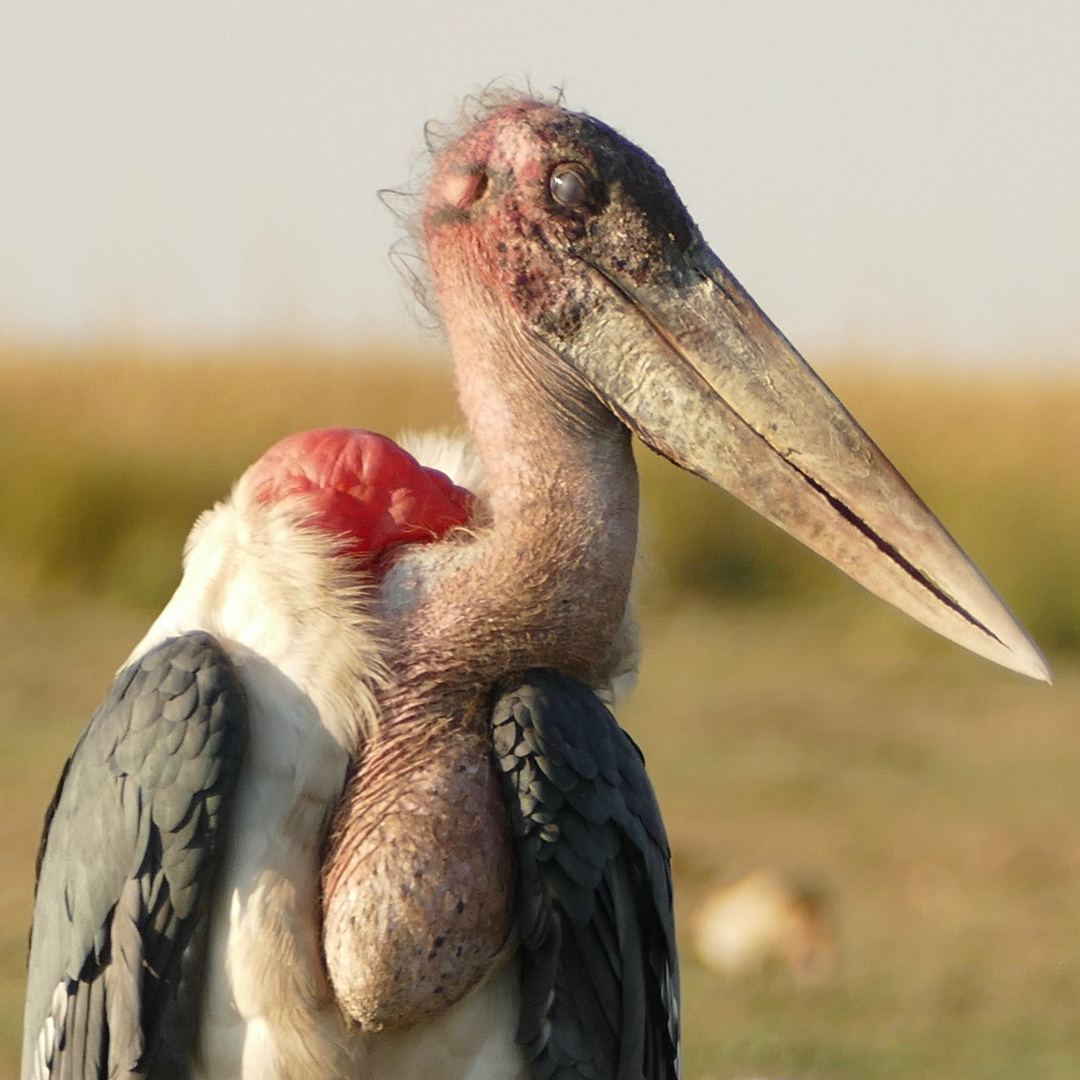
[549,163,592,209]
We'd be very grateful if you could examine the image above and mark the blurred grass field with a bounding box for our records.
[1,344,1078,1078]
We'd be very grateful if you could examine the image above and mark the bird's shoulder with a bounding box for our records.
[492,669,679,1080]
[23,630,249,1080]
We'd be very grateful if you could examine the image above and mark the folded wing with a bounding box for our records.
[22,632,248,1080]
[492,671,679,1080]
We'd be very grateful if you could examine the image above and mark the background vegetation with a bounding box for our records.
[1,345,1078,1078]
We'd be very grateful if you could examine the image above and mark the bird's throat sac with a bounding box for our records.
[320,720,515,1030]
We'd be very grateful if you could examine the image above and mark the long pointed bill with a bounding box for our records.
[570,243,1050,683]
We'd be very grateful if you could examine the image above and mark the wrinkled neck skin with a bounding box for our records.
[380,288,639,725]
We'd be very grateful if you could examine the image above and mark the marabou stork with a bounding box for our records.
[22,93,1049,1080]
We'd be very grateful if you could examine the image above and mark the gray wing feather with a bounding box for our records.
[21,631,248,1080]
[492,671,680,1080]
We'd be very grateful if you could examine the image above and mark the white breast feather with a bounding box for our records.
[126,474,533,1079]
[130,491,385,1078]
[397,428,488,496]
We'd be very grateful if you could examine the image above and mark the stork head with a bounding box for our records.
[422,95,1049,682]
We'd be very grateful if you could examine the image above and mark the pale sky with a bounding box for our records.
[1,1,1077,363]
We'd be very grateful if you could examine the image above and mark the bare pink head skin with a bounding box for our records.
[395,100,667,699]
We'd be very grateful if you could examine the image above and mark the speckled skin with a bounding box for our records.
[322,716,515,1030]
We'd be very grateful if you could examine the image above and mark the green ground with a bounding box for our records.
[1,349,1078,1078]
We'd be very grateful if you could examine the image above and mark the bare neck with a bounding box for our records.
[384,317,639,710]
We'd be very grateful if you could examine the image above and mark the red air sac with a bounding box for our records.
[246,428,474,570]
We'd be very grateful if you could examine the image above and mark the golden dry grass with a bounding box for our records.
[626,607,1080,1078]
[1,345,1078,1078]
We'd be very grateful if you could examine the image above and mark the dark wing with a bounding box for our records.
[21,631,248,1080]
[492,670,679,1080]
